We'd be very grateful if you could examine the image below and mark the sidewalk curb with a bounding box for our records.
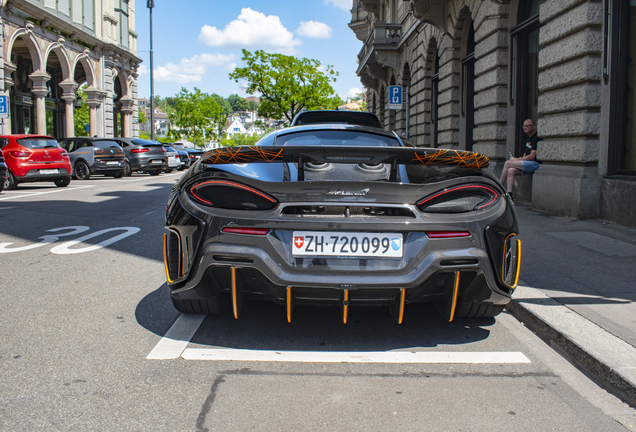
[506,298,636,409]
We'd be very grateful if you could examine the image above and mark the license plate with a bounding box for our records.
[39,169,59,174]
[292,231,403,258]
[151,159,162,163]
[106,161,119,165]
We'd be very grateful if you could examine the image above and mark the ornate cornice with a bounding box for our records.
[409,0,449,33]
[359,0,381,14]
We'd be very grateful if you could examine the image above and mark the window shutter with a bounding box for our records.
[83,0,94,29]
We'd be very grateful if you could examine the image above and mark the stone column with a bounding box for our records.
[59,80,78,138]
[84,87,106,137]
[28,71,51,136]
[2,63,17,135]
[119,97,134,137]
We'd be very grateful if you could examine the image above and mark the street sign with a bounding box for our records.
[0,96,8,118]
[388,86,402,110]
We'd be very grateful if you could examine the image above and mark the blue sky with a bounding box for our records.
[134,0,363,102]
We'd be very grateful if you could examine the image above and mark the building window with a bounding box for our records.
[608,0,636,176]
[510,0,545,156]
[461,21,475,151]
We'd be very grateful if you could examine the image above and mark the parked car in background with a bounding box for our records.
[0,149,7,192]
[162,145,181,173]
[0,135,72,189]
[185,147,203,164]
[112,138,167,176]
[167,143,191,171]
[58,137,126,180]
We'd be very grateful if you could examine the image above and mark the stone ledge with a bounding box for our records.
[537,138,599,163]
[538,83,602,115]
[539,57,602,92]
[540,2,603,47]
[541,0,589,23]
[539,29,602,70]
[538,112,601,138]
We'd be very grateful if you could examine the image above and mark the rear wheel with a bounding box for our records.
[112,171,124,178]
[148,169,161,176]
[5,172,18,190]
[165,168,173,173]
[455,298,505,319]
[171,296,228,315]
[54,178,71,188]
[74,161,91,180]
[123,162,132,177]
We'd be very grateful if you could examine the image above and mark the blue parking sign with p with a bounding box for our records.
[0,95,8,118]
[388,86,402,110]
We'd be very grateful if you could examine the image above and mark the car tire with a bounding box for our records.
[124,162,132,177]
[149,169,161,176]
[455,298,505,319]
[165,168,173,173]
[54,178,71,188]
[113,171,124,178]
[171,296,228,315]
[5,172,18,190]
[74,161,91,180]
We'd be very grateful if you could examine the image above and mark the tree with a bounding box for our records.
[247,99,260,112]
[167,87,222,146]
[229,50,343,123]
[220,133,260,147]
[74,88,90,137]
[227,94,249,112]
[351,91,367,111]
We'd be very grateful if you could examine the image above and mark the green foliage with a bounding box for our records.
[220,133,260,147]
[351,92,367,111]
[247,100,260,111]
[211,94,232,117]
[74,88,90,137]
[167,87,223,146]
[227,94,249,112]
[229,50,342,123]
[138,106,147,125]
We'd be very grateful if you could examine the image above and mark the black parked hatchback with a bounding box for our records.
[113,138,167,176]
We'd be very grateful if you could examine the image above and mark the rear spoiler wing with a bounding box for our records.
[200,146,489,182]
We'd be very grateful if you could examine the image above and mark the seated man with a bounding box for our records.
[500,119,541,200]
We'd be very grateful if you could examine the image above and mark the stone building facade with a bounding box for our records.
[1,0,141,139]
[350,0,636,228]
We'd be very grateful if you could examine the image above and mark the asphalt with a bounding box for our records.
[506,202,636,408]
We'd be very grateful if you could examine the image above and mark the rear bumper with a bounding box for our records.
[93,159,126,174]
[16,168,71,182]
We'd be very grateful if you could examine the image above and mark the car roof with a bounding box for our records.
[0,134,55,140]
[290,110,382,128]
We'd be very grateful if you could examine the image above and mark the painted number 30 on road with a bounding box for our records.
[0,226,140,254]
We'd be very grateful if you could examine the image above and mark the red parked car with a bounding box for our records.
[0,135,72,190]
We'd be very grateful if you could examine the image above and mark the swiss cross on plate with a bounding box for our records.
[294,236,304,248]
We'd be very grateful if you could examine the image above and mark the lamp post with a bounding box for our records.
[147,0,155,140]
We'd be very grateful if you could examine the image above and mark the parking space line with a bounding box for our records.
[181,349,531,364]
[146,314,205,360]
[0,185,95,201]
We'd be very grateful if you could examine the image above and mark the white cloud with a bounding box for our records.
[154,53,236,84]
[296,21,332,39]
[347,87,362,98]
[323,0,351,11]
[137,64,148,75]
[197,8,302,54]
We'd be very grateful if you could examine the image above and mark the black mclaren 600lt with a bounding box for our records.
[164,123,520,324]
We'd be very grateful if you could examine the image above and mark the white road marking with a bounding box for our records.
[50,227,141,254]
[146,314,206,360]
[181,348,531,363]
[0,185,95,201]
[120,173,180,183]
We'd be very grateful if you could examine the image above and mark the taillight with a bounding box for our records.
[426,231,471,238]
[10,151,31,158]
[222,227,270,235]
[189,180,277,210]
[417,185,499,213]
[131,148,150,153]
[59,149,69,157]
[162,148,166,152]
[95,149,104,154]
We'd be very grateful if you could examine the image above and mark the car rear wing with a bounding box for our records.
[200,146,489,182]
